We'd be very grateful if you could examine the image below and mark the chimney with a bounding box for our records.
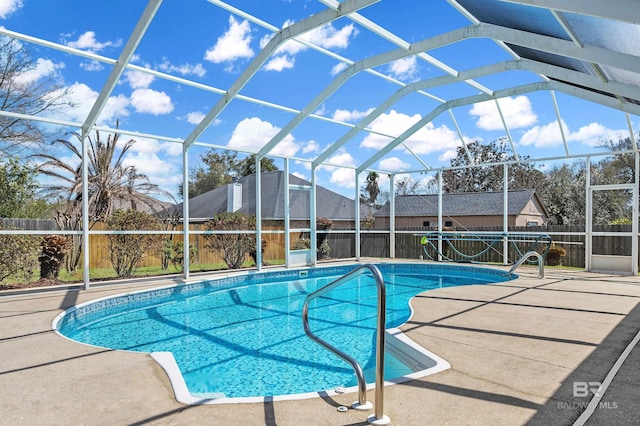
[227,182,242,212]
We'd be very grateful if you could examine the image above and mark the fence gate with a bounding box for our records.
[587,184,638,274]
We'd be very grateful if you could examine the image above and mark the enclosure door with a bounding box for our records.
[587,184,638,274]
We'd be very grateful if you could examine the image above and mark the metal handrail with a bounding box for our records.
[302,264,388,423]
[508,250,544,278]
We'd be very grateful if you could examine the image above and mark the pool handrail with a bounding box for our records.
[508,250,544,278]
[302,263,390,425]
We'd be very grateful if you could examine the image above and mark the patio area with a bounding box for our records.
[1,263,639,425]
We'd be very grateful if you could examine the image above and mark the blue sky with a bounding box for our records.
[1,0,636,201]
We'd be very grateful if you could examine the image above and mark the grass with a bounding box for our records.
[0,259,286,288]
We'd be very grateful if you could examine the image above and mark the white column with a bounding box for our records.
[389,174,395,259]
[438,172,443,261]
[355,171,361,260]
[585,157,592,271]
[81,133,90,290]
[284,159,291,267]
[503,164,509,265]
[633,152,639,274]
[310,166,317,266]
[255,157,262,271]
[182,144,190,280]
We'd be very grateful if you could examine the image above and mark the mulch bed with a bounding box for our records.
[0,278,72,290]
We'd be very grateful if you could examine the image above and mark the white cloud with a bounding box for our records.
[126,135,183,157]
[122,151,181,193]
[0,0,22,19]
[438,148,459,162]
[263,22,358,72]
[66,31,121,52]
[157,59,206,77]
[205,15,254,64]
[519,120,567,148]
[314,104,327,116]
[301,140,320,154]
[388,56,418,81]
[519,119,628,148]
[568,122,627,146]
[332,108,374,123]
[44,82,128,125]
[14,58,62,85]
[263,55,295,71]
[331,62,348,76]
[186,111,206,125]
[130,88,174,115]
[470,96,537,131]
[303,22,358,50]
[379,157,410,172]
[79,60,103,72]
[227,117,300,157]
[292,171,307,180]
[318,149,356,189]
[360,110,463,155]
[125,70,155,89]
[100,94,130,123]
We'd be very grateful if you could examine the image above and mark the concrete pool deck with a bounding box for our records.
[1,262,639,425]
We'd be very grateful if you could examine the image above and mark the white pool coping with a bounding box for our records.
[151,327,451,405]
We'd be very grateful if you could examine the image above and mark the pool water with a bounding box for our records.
[56,263,512,399]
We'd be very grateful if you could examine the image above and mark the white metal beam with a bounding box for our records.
[183,0,380,149]
[357,80,640,174]
[81,0,163,135]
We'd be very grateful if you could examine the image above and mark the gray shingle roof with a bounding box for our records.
[169,171,355,221]
[373,189,544,217]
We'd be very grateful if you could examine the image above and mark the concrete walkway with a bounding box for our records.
[1,265,639,425]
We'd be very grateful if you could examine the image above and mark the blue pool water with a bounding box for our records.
[55,263,513,399]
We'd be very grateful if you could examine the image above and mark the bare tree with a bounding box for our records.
[0,38,70,156]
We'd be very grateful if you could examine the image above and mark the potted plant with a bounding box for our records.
[545,244,567,266]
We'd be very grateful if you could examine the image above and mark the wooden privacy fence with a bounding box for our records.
[0,219,635,270]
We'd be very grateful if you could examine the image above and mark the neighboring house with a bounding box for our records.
[168,171,357,228]
[373,189,549,228]
[112,196,174,216]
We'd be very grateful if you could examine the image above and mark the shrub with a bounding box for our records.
[545,244,567,266]
[106,209,163,278]
[293,237,311,250]
[249,238,268,266]
[163,239,197,272]
[39,234,73,279]
[203,212,257,269]
[316,217,333,259]
[0,226,39,282]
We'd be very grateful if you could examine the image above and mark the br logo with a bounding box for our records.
[573,381,602,397]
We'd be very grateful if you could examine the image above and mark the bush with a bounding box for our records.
[293,237,311,250]
[203,212,256,269]
[316,217,333,259]
[545,244,567,266]
[0,226,39,282]
[39,234,73,279]
[163,239,197,272]
[106,209,163,278]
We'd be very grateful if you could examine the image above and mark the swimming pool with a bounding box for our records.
[54,263,514,403]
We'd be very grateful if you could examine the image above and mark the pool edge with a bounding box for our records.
[151,328,451,406]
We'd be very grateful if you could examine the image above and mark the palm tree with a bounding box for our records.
[33,122,174,271]
[364,171,380,206]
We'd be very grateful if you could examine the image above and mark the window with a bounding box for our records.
[527,221,539,227]
[445,221,453,227]
[422,221,430,227]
